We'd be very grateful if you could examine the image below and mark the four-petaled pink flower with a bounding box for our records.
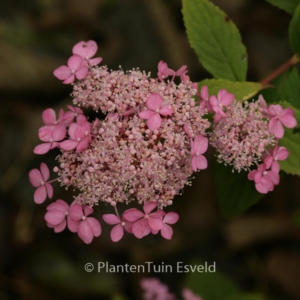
[209,89,234,122]
[264,146,289,170]
[267,104,297,138]
[72,40,102,66]
[139,93,173,130]
[44,199,79,233]
[42,108,64,126]
[102,213,133,242]
[34,125,66,154]
[60,121,91,152]
[190,135,208,172]
[160,212,179,240]
[62,105,84,126]
[68,204,101,244]
[29,163,53,204]
[53,54,89,84]
[248,163,280,194]
[123,202,165,239]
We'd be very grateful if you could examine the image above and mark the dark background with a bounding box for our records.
[1,0,300,299]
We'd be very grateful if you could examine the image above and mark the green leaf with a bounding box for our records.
[226,293,265,300]
[289,4,300,53]
[266,0,300,14]
[214,163,264,218]
[278,129,300,175]
[182,0,247,81]
[185,260,239,300]
[261,67,300,109]
[198,79,263,101]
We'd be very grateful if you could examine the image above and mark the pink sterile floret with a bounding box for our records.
[29,163,53,204]
[60,121,91,152]
[53,54,89,84]
[157,60,188,82]
[141,278,176,300]
[182,288,203,300]
[44,199,79,233]
[209,89,234,122]
[42,108,64,126]
[72,40,102,66]
[123,202,165,239]
[198,85,212,113]
[34,125,66,155]
[139,93,173,130]
[68,204,101,244]
[267,104,297,138]
[248,163,280,194]
[160,212,179,240]
[62,105,84,126]
[264,146,289,170]
[190,135,208,172]
[102,213,133,242]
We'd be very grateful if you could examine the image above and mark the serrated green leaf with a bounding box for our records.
[278,129,300,175]
[182,0,247,81]
[261,67,300,109]
[198,79,263,101]
[185,260,239,300]
[226,293,265,300]
[266,0,300,14]
[214,163,264,219]
[289,4,300,53]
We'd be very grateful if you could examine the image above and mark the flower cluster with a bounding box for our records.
[29,40,297,244]
[29,40,209,244]
[140,277,202,300]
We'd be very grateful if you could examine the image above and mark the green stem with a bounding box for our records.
[260,54,299,86]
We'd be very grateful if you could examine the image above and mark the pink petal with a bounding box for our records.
[200,86,209,101]
[147,113,162,130]
[73,40,98,59]
[271,161,280,173]
[255,176,273,194]
[47,201,68,212]
[143,201,157,214]
[209,95,218,106]
[67,54,83,71]
[53,65,72,80]
[45,210,66,226]
[124,221,133,233]
[34,185,47,204]
[247,170,256,181]
[38,128,53,142]
[67,217,80,233]
[123,208,144,222]
[150,209,165,219]
[86,217,101,237]
[191,156,198,172]
[164,212,179,224]
[53,125,67,141]
[268,104,282,116]
[258,95,267,110]
[89,57,102,66]
[68,123,79,139]
[54,219,67,233]
[175,65,187,76]
[269,118,284,138]
[75,66,88,80]
[69,204,83,221]
[264,156,273,169]
[42,108,56,125]
[147,94,162,111]
[275,147,289,160]
[139,110,156,120]
[148,217,164,231]
[103,214,121,225]
[45,183,53,199]
[63,111,75,125]
[29,169,43,187]
[110,224,124,242]
[78,221,94,244]
[161,224,173,240]
[159,105,173,116]
[193,135,208,154]
[60,140,78,151]
[34,143,51,155]
[63,74,75,84]
[280,109,297,128]
[83,206,93,217]
[40,163,50,181]
[218,89,234,106]
[132,219,151,239]
[195,155,207,170]
[76,136,90,152]
[267,171,280,185]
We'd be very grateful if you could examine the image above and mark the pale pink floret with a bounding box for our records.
[34,125,66,154]
[141,278,176,300]
[53,54,89,84]
[264,146,289,170]
[45,199,80,233]
[29,163,53,204]
[210,89,234,122]
[267,104,297,138]
[160,212,179,240]
[157,61,175,81]
[248,163,279,194]
[42,108,64,126]
[123,202,165,239]
[62,105,84,126]
[68,204,101,244]
[102,213,133,242]
[72,40,102,66]
[198,85,212,113]
[60,121,91,152]
[139,93,173,130]
[190,135,208,172]
[182,288,203,300]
